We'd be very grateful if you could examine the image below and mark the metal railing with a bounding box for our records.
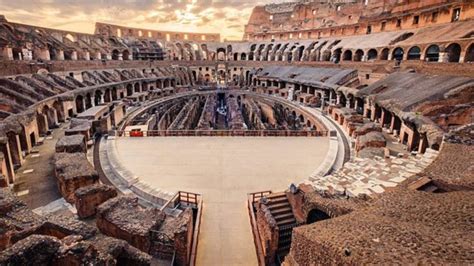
[115,129,328,137]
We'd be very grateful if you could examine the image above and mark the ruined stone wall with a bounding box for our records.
[95,22,220,42]
[255,203,279,265]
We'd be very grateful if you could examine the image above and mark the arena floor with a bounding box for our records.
[114,137,330,265]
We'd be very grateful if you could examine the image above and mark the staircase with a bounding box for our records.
[266,192,298,262]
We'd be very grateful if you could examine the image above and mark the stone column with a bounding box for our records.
[57,50,65,61]
[71,51,78,61]
[438,52,448,63]
[2,47,13,60]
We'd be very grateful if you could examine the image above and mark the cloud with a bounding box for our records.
[0,0,277,40]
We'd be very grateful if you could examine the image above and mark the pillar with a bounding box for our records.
[57,50,65,61]
[438,52,448,63]
[0,143,15,184]
[2,47,13,60]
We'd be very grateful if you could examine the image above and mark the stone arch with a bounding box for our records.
[407,46,421,60]
[392,47,404,61]
[367,49,378,61]
[40,105,56,130]
[241,53,247,61]
[354,49,364,61]
[134,83,140,93]
[249,44,257,60]
[112,87,118,101]
[445,43,461,63]
[380,48,389,60]
[122,50,130,60]
[333,48,342,63]
[306,209,330,224]
[52,101,65,122]
[94,90,103,106]
[321,50,331,61]
[270,43,282,61]
[216,48,226,61]
[104,88,112,102]
[64,50,75,60]
[465,43,474,62]
[425,44,440,62]
[342,50,353,61]
[75,95,85,113]
[111,49,120,60]
[127,84,133,96]
[294,45,305,61]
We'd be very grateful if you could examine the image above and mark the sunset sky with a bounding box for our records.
[0,0,286,40]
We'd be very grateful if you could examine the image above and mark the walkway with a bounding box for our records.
[13,123,68,209]
[111,137,331,265]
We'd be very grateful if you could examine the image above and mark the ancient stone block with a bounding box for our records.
[96,196,166,253]
[75,184,117,219]
[353,122,382,137]
[152,208,194,265]
[54,153,99,203]
[55,135,87,154]
[94,236,152,265]
[356,131,386,152]
[0,235,62,264]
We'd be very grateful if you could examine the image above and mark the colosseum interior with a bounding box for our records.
[0,0,473,265]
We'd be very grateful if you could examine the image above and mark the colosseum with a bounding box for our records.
[0,0,473,265]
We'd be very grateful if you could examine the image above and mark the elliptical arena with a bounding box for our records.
[0,1,473,265]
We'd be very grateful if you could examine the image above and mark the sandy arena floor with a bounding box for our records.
[114,137,330,266]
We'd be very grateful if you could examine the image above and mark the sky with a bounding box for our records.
[0,0,287,40]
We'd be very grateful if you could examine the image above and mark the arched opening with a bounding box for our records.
[306,209,330,224]
[446,43,461,63]
[41,105,56,129]
[6,132,22,170]
[12,48,23,60]
[380,48,389,60]
[122,50,130,60]
[216,48,226,61]
[94,90,103,106]
[465,44,474,62]
[241,53,247,61]
[367,49,378,61]
[322,50,331,61]
[425,45,440,62]
[295,46,305,61]
[64,50,74,60]
[342,50,352,61]
[249,44,257,60]
[134,83,140,93]
[407,46,421,60]
[233,53,238,61]
[36,112,48,136]
[111,49,120,60]
[287,46,296,62]
[104,88,111,102]
[333,48,342,63]
[392,47,404,61]
[52,101,65,122]
[354,49,364,61]
[127,84,133,96]
[112,87,118,101]
[75,95,85,113]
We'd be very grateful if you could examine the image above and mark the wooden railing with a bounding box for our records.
[115,129,329,137]
[160,191,201,211]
